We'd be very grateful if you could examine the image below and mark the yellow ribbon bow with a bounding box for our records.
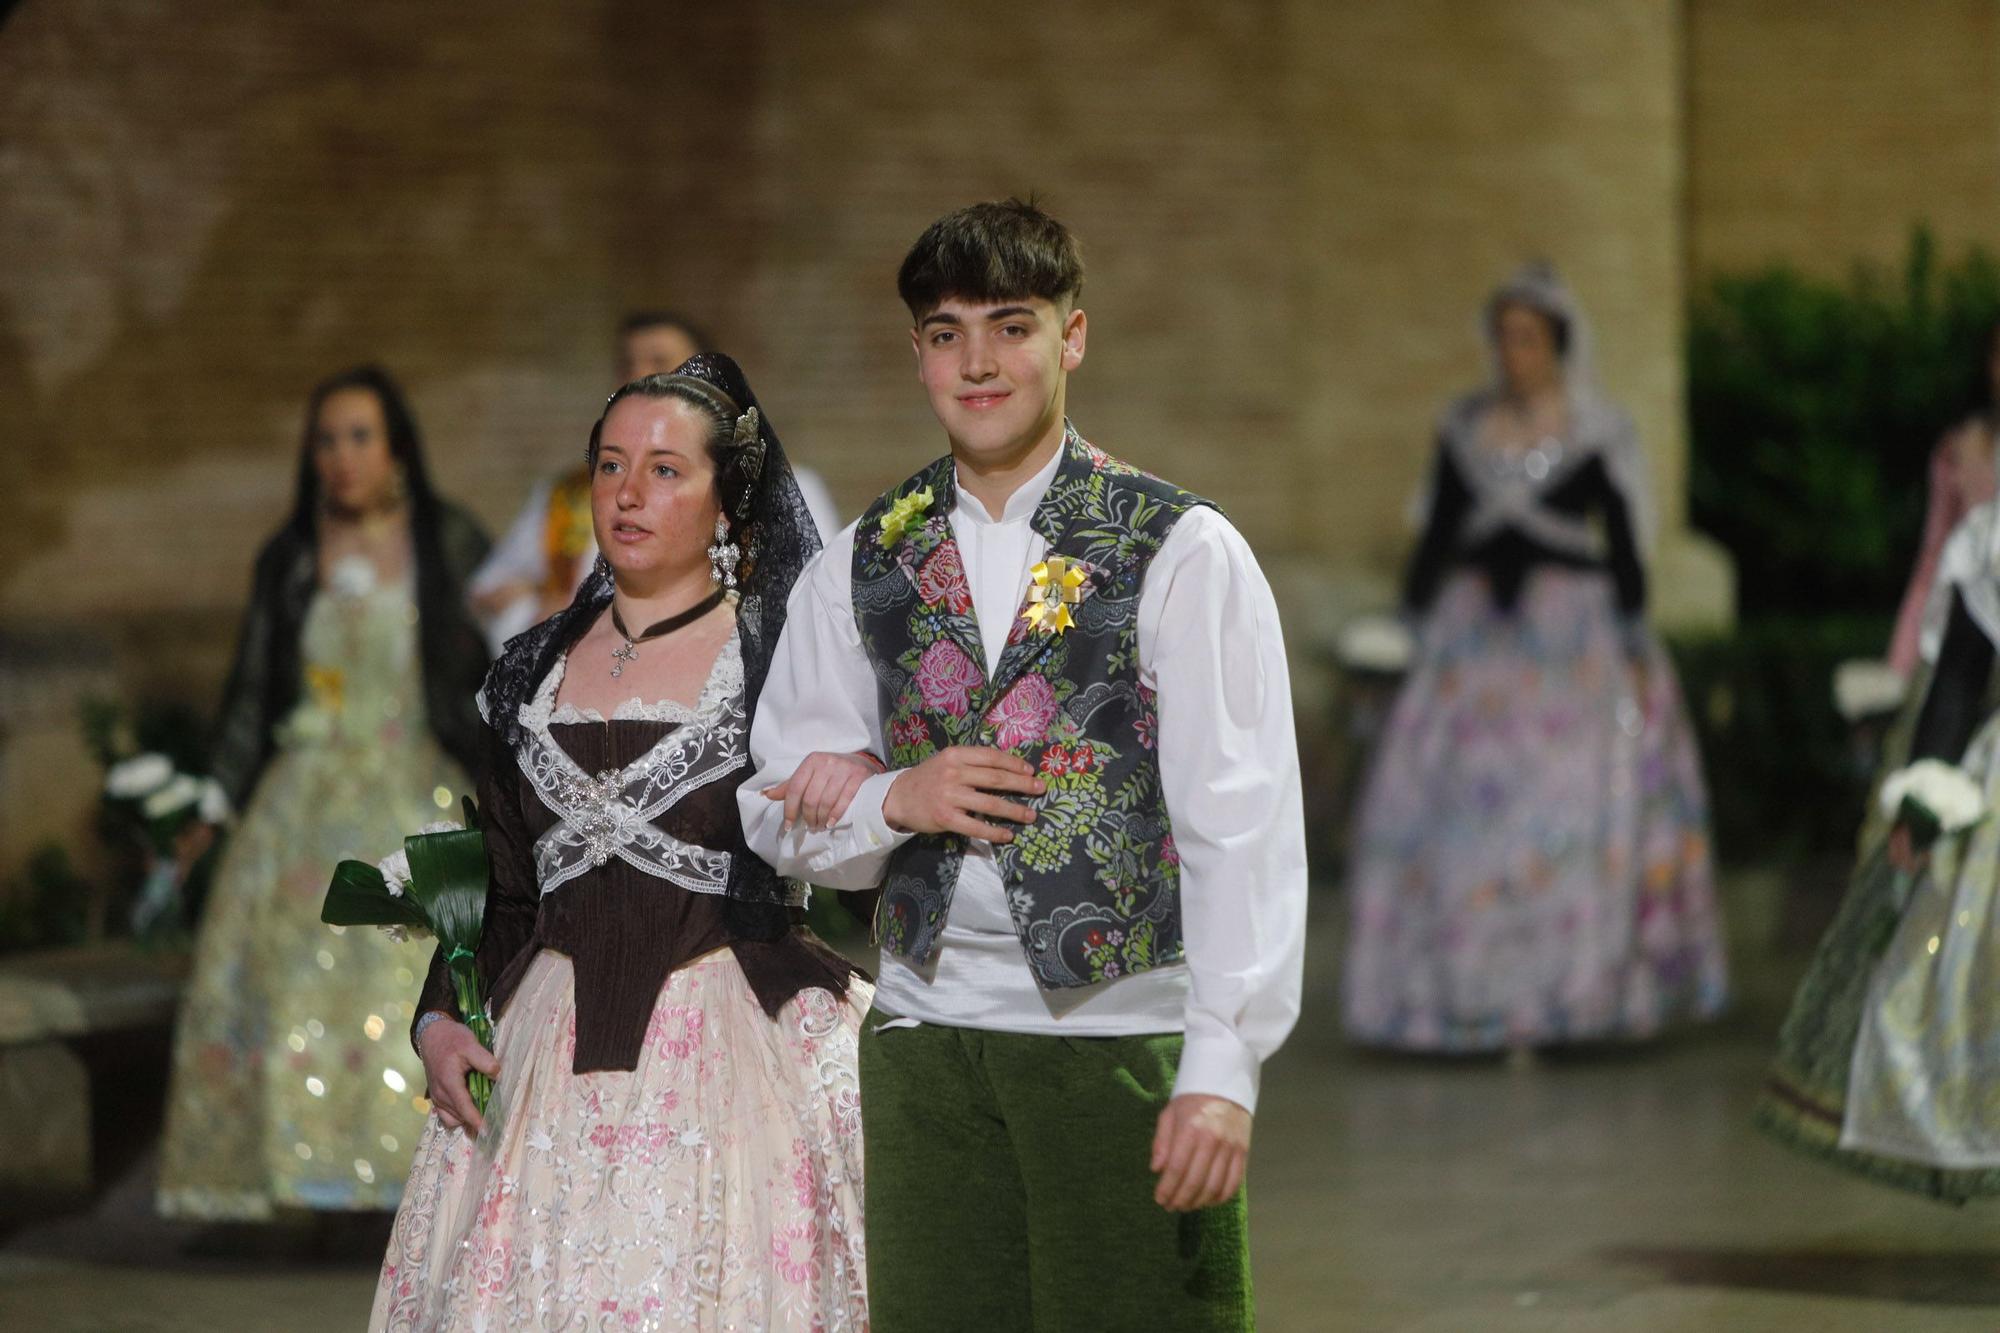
[1021,556,1088,635]
[877,485,936,550]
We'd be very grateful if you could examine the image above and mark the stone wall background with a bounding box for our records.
[2,0,1992,875]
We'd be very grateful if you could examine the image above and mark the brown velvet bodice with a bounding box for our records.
[416,714,856,1073]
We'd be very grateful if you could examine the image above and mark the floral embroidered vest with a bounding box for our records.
[852,425,1213,989]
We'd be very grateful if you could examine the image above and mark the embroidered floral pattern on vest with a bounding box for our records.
[853,425,1214,987]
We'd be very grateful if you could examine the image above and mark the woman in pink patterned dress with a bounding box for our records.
[371,356,875,1331]
[1343,264,1728,1053]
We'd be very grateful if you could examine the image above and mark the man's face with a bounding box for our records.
[911,296,1086,466]
[618,324,702,383]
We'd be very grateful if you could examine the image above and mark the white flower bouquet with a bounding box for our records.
[322,801,493,1113]
[1869,758,1987,952]
[1880,759,1985,849]
[100,750,231,939]
[103,752,231,836]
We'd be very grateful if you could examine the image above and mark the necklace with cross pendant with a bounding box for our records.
[607,587,729,679]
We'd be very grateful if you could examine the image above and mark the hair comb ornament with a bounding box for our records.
[731,406,766,521]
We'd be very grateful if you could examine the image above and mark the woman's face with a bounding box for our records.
[1495,302,1563,396]
[591,395,722,587]
[312,387,399,514]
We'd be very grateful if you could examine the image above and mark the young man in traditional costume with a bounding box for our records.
[743,198,1306,1330]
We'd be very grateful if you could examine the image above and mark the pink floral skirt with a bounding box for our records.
[1344,568,1728,1050]
[370,949,871,1332]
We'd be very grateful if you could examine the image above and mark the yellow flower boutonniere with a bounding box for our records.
[877,485,936,550]
[1021,556,1089,635]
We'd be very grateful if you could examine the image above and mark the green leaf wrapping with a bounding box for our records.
[404,827,492,1115]
[321,820,494,1114]
[320,860,430,928]
[1898,793,1946,852]
[403,828,489,950]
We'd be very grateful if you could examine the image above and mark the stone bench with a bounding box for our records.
[0,942,188,1196]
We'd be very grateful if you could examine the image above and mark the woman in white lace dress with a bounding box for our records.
[371,356,877,1331]
[159,366,490,1223]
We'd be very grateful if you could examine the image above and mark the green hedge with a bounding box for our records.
[1667,615,1889,863]
[1689,229,2000,618]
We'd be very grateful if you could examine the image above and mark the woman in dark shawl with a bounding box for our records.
[159,366,491,1221]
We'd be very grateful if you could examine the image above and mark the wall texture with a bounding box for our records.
[1290,0,1730,630]
[1687,0,2000,279]
[9,0,1991,875]
[0,0,766,865]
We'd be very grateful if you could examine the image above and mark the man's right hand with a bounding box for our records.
[881,747,1044,842]
[417,1017,500,1137]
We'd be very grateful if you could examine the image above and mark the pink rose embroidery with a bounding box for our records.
[916,543,974,615]
[771,1218,823,1286]
[915,639,982,717]
[647,1004,705,1062]
[890,714,932,753]
[989,673,1059,749]
[1133,710,1159,750]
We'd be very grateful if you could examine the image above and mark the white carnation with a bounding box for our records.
[197,778,232,826]
[382,924,433,944]
[416,820,463,836]
[1833,658,1907,723]
[105,752,175,800]
[1336,614,1415,674]
[1881,759,1986,834]
[141,773,202,819]
[376,848,412,898]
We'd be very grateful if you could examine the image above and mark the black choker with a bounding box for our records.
[608,587,727,678]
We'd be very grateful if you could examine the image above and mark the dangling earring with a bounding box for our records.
[707,514,740,591]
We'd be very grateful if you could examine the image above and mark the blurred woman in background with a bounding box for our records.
[158,366,491,1224]
[1761,497,2000,1202]
[1343,262,1728,1054]
[1886,320,2000,680]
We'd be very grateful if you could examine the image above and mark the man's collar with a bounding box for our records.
[952,433,1068,527]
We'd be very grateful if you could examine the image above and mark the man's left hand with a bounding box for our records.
[1151,1093,1252,1212]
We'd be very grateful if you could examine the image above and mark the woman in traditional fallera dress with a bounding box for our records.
[158,367,492,1220]
[1886,320,2000,680]
[372,356,873,1331]
[1759,500,2000,1202]
[1343,263,1728,1052]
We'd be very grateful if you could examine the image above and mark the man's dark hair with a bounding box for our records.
[618,309,714,351]
[897,197,1084,322]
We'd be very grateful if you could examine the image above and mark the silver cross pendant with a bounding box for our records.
[610,639,639,678]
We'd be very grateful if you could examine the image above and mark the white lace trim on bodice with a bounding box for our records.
[509,636,751,898]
